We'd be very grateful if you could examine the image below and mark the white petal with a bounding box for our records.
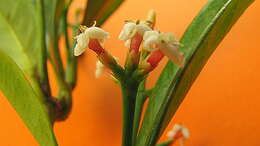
[167,124,182,138]
[159,43,185,67]
[160,32,182,47]
[166,131,175,138]
[167,124,190,139]
[124,39,131,48]
[143,31,160,51]
[181,127,190,139]
[143,36,158,51]
[95,69,103,78]
[172,124,183,133]
[160,32,175,43]
[143,30,159,41]
[118,22,137,40]
[135,23,152,35]
[86,27,110,39]
[95,60,104,78]
[74,33,89,56]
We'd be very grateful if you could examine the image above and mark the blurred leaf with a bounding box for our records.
[0,51,57,146]
[44,0,66,82]
[0,0,46,76]
[137,0,254,145]
[44,0,64,36]
[83,0,125,26]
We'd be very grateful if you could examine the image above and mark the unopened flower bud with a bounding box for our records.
[146,9,156,28]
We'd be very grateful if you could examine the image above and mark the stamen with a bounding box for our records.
[92,21,97,27]
[79,25,87,33]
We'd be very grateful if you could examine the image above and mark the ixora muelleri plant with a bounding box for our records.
[73,10,188,146]
[0,0,254,146]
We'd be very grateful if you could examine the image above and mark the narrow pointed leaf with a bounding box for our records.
[137,0,254,145]
[83,0,125,26]
[0,51,57,146]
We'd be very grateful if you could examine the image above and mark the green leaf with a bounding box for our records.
[0,51,57,146]
[137,0,254,145]
[0,0,44,75]
[83,0,125,26]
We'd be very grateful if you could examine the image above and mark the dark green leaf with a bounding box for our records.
[83,0,125,26]
[137,0,254,145]
[0,51,57,146]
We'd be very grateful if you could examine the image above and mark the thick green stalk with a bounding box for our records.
[121,79,139,146]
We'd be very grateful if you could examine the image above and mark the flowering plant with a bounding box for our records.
[0,0,254,146]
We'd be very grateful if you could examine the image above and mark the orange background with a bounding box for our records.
[0,0,260,145]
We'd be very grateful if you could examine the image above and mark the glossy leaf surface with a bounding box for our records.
[137,0,254,145]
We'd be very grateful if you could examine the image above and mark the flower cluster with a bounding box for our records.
[73,10,185,78]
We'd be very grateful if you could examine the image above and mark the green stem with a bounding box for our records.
[121,79,139,146]
[50,30,65,80]
[47,1,73,121]
[63,0,77,89]
[38,0,51,96]
[63,1,71,55]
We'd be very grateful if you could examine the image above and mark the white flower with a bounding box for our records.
[143,30,185,67]
[167,124,190,139]
[118,22,151,47]
[95,60,104,78]
[74,26,110,56]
